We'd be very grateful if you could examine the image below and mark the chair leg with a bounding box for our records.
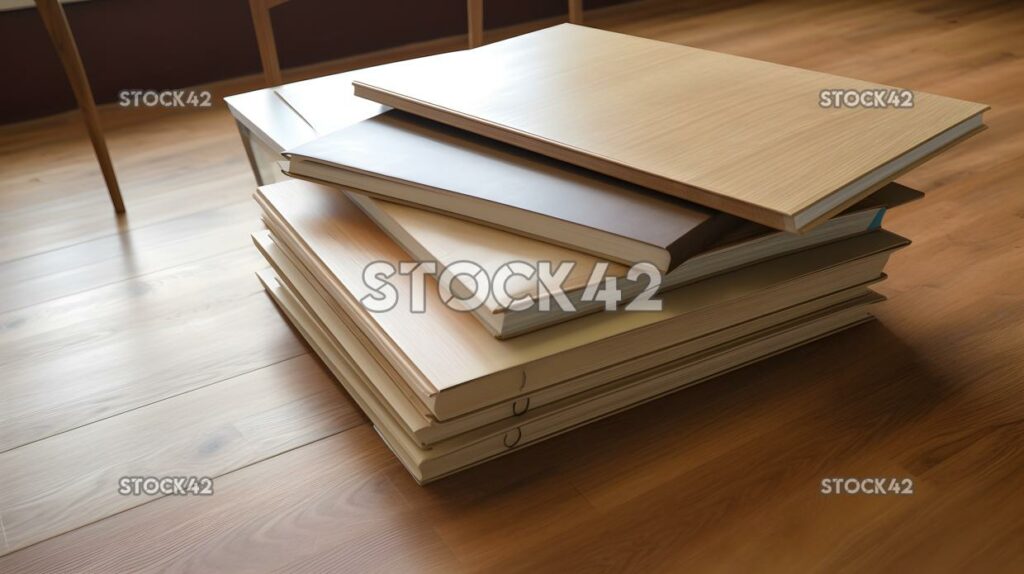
[569,0,583,24]
[467,0,484,48]
[35,0,125,214]
[249,0,283,86]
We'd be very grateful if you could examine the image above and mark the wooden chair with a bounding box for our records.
[248,0,288,86]
[248,0,586,85]
[35,0,126,214]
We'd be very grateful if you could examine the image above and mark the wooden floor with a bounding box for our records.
[1,0,1022,571]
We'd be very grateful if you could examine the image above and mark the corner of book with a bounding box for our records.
[869,207,887,230]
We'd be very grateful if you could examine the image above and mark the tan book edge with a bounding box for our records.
[352,24,988,231]
[788,120,985,232]
[256,222,895,423]
[253,229,884,445]
[255,180,908,419]
[260,267,878,483]
[261,259,881,461]
[344,183,921,337]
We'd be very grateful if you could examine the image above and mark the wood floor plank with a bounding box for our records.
[603,368,1024,573]
[0,247,307,452]
[0,427,463,574]
[0,353,364,554]
[0,107,255,264]
[458,326,1023,572]
[0,199,259,313]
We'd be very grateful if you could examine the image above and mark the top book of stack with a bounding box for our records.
[351,24,987,232]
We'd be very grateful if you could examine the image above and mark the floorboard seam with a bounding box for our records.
[0,512,9,554]
[0,349,309,455]
[0,425,367,559]
[0,242,263,317]
[0,196,253,268]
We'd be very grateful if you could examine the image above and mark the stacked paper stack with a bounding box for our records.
[228,24,986,483]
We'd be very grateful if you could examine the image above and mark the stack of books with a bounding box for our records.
[243,25,986,483]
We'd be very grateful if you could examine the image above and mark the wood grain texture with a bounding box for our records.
[0,428,463,573]
[0,200,258,314]
[1,0,1023,571]
[0,103,255,264]
[0,247,307,452]
[0,354,362,553]
[352,24,987,231]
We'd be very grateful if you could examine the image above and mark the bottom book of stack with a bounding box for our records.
[254,180,908,483]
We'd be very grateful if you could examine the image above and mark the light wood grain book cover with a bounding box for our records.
[285,110,733,271]
[255,180,907,419]
[352,24,988,231]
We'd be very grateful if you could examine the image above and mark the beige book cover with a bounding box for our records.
[353,24,987,231]
[255,180,907,420]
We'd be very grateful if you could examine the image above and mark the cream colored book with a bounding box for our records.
[260,266,879,483]
[352,24,987,231]
[347,183,921,338]
[254,229,884,445]
[255,180,908,420]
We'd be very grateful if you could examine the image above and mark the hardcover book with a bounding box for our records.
[285,110,734,271]
[352,24,987,231]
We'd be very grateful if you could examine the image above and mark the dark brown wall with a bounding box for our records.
[0,0,630,124]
